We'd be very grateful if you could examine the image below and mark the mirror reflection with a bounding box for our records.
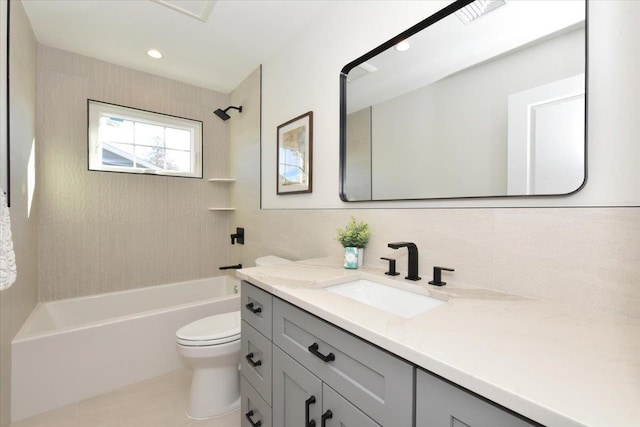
[340,0,586,201]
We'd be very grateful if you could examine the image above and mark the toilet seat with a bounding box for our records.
[176,311,241,347]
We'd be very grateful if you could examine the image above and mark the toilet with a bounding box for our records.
[175,255,292,419]
[176,311,241,419]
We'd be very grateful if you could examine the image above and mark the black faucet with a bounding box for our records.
[219,264,242,270]
[428,266,455,286]
[231,227,244,245]
[380,257,400,276]
[387,242,421,281]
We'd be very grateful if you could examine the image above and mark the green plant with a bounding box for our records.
[336,216,370,248]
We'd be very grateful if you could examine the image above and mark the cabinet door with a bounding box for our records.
[273,345,323,427]
[416,369,539,427]
[322,384,380,427]
[241,376,272,427]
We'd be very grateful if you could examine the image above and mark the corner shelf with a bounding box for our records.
[207,178,235,211]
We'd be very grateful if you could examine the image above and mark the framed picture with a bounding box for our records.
[277,111,313,195]
[1,0,9,205]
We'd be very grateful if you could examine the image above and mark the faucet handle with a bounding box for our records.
[380,257,400,276]
[428,266,455,286]
[231,227,245,245]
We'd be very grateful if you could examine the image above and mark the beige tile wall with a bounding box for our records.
[231,68,640,320]
[37,47,233,300]
[0,1,38,426]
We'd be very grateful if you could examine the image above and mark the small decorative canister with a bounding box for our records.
[344,247,364,269]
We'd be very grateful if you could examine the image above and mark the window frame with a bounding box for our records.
[87,99,203,179]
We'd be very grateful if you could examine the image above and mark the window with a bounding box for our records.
[88,100,203,178]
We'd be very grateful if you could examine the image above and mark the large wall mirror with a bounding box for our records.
[340,0,587,202]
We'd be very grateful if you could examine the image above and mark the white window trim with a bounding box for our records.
[88,100,203,178]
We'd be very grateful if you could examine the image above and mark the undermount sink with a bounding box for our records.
[325,278,444,318]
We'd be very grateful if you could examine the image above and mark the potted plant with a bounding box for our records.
[336,216,370,269]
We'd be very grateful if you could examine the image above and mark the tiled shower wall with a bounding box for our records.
[36,47,233,301]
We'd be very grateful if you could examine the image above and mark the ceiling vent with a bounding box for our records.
[346,62,378,83]
[151,0,216,22]
[455,0,506,25]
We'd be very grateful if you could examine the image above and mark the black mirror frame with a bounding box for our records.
[339,0,588,203]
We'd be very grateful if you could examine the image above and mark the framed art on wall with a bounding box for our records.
[277,111,313,195]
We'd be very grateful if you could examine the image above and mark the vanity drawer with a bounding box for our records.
[241,376,272,427]
[273,298,413,427]
[241,320,272,405]
[241,281,273,339]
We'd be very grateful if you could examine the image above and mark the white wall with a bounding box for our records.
[229,0,640,319]
[261,0,640,208]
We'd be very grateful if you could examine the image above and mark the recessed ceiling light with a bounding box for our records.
[395,40,411,52]
[147,49,163,59]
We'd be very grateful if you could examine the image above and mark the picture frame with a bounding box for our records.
[277,111,313,195]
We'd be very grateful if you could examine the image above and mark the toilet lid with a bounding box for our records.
[176,311,241,346]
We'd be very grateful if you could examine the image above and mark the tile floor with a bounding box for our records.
[10,369,240,427]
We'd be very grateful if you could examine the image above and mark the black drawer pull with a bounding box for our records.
[308,342,335,362]
[321,409,333,427]
[245,352,262,367]
[245,410,262,427]
[245,302,262,314]
[305,395,316,427]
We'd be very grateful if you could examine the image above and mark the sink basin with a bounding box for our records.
[325,279,444,318]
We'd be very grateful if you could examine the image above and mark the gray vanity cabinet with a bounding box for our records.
[416,369,538,427]
[241,281,538,427]
[272,298,412,427]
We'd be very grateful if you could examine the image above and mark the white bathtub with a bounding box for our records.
[11,275,240,422]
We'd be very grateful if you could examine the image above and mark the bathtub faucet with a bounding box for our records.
[219,264,242,270]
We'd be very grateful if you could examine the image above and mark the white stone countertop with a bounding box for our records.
[237,257,640,427]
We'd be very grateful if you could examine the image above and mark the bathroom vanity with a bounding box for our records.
[237,258,640,427]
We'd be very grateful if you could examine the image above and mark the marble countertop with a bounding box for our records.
[237,257,640,427]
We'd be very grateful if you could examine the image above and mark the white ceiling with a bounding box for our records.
[22,0,331,93]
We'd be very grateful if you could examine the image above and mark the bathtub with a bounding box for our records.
[11,275,240,422]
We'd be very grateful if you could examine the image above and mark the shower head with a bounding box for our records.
[213,105,243,121]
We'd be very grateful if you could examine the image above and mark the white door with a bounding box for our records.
[507,74,585,195]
